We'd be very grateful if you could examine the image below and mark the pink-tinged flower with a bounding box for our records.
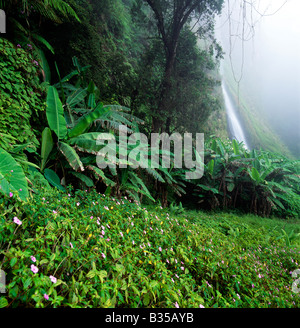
[106,238,110,242]
[31,264,38,274]
[199,304,205,308]
[27,44,32,49]
[101,230,105,236]
[181,266,184,271]
[31,256,36,262]
[132,240,135,245]
[90,216,93,219]
[33,60,39,66]
[76,202,80,206]
[9,192,13,197]
[158,247,162,252]
[13,217,22,225]
[70,242,74,249]
[44,294,49,300]
[101,253,106,259]
[120,231,123,238]
[97,220,100,225]
[104,206,109,210]
[53,210,57,214]
[174,302,179,308]
[49,275,57,283]
[17,44,21,48]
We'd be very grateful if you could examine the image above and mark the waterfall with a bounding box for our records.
[222,82,250,150]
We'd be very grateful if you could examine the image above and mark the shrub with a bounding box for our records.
[0,38,45,151]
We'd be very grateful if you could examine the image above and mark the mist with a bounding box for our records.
[216,0,300,157]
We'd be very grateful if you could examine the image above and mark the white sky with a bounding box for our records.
[217,0,300,155]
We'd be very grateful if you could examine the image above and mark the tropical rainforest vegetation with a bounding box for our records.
[0,0,299,308]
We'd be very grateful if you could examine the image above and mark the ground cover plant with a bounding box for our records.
[0,189,299,308]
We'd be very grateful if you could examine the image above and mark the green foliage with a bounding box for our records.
[46,86,68,140]
[0,38,45,151]
[1,0,80,24]
[0,147,29,201]
[0,189,299,308]
[193,136,300,218]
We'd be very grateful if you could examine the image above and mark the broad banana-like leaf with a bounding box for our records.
[87,80,96,108]
[207,159,214,176]
[87,165,116,187]
[38,49,51,83]
[41,127,53,172]
[217,139,225,157]
[128,171,155,202]
[249,167,261,183]
[58,142,84,172]
[46,86,67,140]
[44,168,65,191]
[232,139,240,155]
[71,172,94,187]
[68,103,110,139]
[66,88,87,108]
[68,132,113,154]
[0,147,29,201]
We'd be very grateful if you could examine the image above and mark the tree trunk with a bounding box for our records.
[152,43,177,133]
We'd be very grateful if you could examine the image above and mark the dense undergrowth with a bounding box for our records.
[0,189,299,308]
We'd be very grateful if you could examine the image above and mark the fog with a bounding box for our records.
[216,0,300,157]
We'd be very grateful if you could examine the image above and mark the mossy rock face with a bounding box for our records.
[0,38,46,151]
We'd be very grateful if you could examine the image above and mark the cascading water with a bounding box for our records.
[221,82,250,150]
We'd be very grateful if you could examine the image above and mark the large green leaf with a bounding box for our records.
[68,132,110,154]
[0,297,8,308]
[71,172,94,187]
[87,165,116,187]
[249,167,261,183]
[68,103,110,139]
[41,128,53,172]
[207,159,214,176]
[58,142,84,172]
[0,147,28,201]
[232,139,240,155]
[44,168,65,191]
[66,88,87,108]
[46,86,67,140]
